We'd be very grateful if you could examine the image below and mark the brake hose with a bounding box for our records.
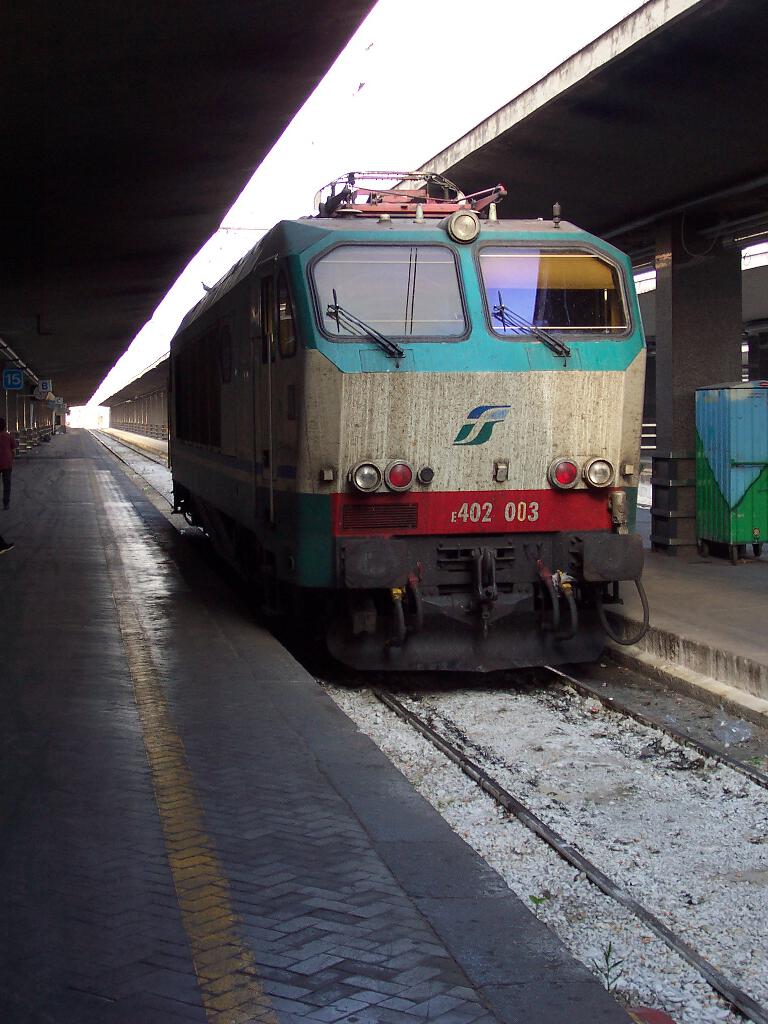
[407,577,424,633]
[388,588,407,648]
[558,585,579,642]
[597,578,650,646]
[537,560,560,633]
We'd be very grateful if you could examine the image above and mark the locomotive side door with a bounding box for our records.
[272,266,300,521]
[253,260,299,573]
[255,267,276,526]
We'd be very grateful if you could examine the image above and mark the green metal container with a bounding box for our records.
[695,381,768,561]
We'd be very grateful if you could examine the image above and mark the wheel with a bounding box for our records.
[696,538,709,557]
[754,543,763,558]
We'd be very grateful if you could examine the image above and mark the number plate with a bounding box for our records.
[450,498,539,525]
[437,489,611,535]
[333,489,613,536]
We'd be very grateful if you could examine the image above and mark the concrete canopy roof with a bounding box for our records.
[422,0,768,258]
[1,1,374,405]
[103,359,169,409]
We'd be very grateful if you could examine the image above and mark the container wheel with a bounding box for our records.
[696,538,709,557]
[754,543,763,558]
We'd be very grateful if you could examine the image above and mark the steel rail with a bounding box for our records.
[88,430,173,507]
[92,425,168,466]
[93,428,169,468]
[374,687,768,1024]
[544,666,768,791]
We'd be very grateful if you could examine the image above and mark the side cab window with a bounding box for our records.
[277,273,296,358]
[260,276,275,363]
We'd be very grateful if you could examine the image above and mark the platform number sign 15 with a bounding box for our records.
[2,369,24,391]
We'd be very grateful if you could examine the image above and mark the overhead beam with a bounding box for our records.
[1,1,375,404]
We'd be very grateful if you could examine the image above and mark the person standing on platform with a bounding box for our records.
[0,417,16,510]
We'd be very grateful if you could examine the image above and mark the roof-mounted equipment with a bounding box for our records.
[315,172,507,219]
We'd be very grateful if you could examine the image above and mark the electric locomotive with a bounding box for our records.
[170,173,648,671]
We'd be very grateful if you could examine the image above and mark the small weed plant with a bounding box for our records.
[591,941,625,992]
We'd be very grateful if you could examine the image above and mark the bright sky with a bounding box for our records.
[86,0,655,409]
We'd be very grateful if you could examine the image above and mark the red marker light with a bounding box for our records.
[385,461,414,491]
[549,458,580,489]
[555,461,578,486]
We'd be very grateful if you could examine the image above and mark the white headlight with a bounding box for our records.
[350,462,381,492]
[445,210,480,243]
[583,458,615,488]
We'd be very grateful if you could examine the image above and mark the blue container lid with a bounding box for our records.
[696,381,768,392]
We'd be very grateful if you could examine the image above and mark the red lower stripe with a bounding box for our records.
[332,488,613,536]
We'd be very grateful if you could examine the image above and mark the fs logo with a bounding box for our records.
[453,405,511,446]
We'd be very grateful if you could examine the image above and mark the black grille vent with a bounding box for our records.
[437,546,516,570]
[341,503,418,531]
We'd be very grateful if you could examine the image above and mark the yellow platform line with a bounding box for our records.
[91,469,276,1024]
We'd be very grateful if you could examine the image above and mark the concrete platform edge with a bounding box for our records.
[606,613,768,726]
[102,427,168,459]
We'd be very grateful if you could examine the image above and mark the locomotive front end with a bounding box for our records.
[295,180,647,671]
[323,361,645,671]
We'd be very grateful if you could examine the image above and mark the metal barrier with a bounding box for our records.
[650,450,696,552]
[12,425,54,454]
[110,421,168,441]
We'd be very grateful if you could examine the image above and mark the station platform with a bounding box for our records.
[0,430,630,1024]
[613,508,768,720]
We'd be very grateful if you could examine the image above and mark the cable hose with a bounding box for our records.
[543,579,560,633]
[389,596,407,648]
[597,578,650,646]
[557,587,579,642]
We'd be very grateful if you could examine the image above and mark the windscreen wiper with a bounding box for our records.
[492,292,570,361]
[326,289,404,359]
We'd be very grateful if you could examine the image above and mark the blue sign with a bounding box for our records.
[2,369,24,391]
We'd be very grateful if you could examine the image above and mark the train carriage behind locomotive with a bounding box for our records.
[170,174,648,671]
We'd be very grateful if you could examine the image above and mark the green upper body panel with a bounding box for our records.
[173,217,645,375]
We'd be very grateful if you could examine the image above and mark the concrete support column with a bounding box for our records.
[747,332,768,380]
[652,217,742,553]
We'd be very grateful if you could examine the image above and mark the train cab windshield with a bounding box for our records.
[313,244,466,339]
[479,247,628,337]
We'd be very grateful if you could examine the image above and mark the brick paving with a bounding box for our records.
[0,433,630,1023]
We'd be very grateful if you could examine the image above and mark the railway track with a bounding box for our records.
[371,684,767,1024]
[92,429,169,468]
[90,430,173,507]
[544,666,768,791]
[321,671,768,1024]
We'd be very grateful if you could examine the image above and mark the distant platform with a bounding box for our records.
[102,426,168,461]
